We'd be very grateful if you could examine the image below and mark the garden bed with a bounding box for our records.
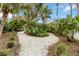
[0,32,20,56]
[48,35,79,56]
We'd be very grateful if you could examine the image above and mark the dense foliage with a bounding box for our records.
[7,41,14,48]
[47,16,79,40]
[55,43,70,56]
[3,19,25,32]
[0,49,11,56]
[25,20,49,37]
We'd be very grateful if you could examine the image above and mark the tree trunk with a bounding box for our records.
[56,3,59,20]
[0,24,4,38]
[70,3,72,17]
[77,3,79,16]
[0,19,6,38]
[0,4,9,38]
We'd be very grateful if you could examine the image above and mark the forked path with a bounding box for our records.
[17,31,59,56]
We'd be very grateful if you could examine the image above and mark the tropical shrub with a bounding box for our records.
[10,37,15,41]
[3,19,25,32]
[49,16,79,40]
[47,19,65,35]
[25,20,49,37]
[0,49,11,56]
[7,41,14,48]
[76,16,79,22]
[55,43,70,56]
[0,20,2,24]
[47,22,56,32]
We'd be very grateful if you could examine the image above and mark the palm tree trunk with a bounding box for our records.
[0,24,4,38]
[0,18,7,38]
[70,3,72,17]
[0,4,9,37]
[56,3,59,20]
[77,3,79,16]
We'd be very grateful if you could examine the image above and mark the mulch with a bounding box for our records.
[0,32,20,56]
[47,35,79,56]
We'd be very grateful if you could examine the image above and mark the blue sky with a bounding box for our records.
[47,3,78,20]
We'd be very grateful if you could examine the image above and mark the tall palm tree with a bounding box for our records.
[0,3,19,37]
[70,3,72,17]
[23,3,42,22]
[21,3,52,24]
[0,3,9,37]
[21,3,34,22]
[2,3,9,24]
[40,4,52,24]
[9,3,20,19]
[77,3,79,16]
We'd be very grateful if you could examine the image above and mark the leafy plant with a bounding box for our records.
[10,37,15,41]
[49,16,79,41]
[3,19,25,32]
[25,20,49,37]
[55,43,70,56]
[7,41,14,48]
[0,49,11,56]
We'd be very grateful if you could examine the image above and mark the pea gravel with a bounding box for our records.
[17,31,59,56]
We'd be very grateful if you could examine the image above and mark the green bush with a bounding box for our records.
[49,15,79,37]
[10,37,15,41]
[7,42,14,48]
[3,19,25,32]
[0,20,2,24]
[47,22,59,34]
[76,16,79,22]
[55,43,70,56]
[25,20,49,37]
[0,49,11,56]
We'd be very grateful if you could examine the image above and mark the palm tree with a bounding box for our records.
[2,4,9,24]
[21,3,34,22]
[40,4,52,24]
[9,3,20,19]
[0,3,9,37]
[77,3,79,16]
[20,3,52,24]
[0,3,19,37]
[70,3,72,17]
[23,3,43,22]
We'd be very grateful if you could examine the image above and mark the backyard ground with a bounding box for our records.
[0,32,20,56]
[1,31,79,56]
[48,35,79,56]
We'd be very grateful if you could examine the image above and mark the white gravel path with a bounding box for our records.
[17,31,59,56]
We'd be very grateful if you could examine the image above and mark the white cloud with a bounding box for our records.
[8,13,12,18]
[64,4,76,12]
